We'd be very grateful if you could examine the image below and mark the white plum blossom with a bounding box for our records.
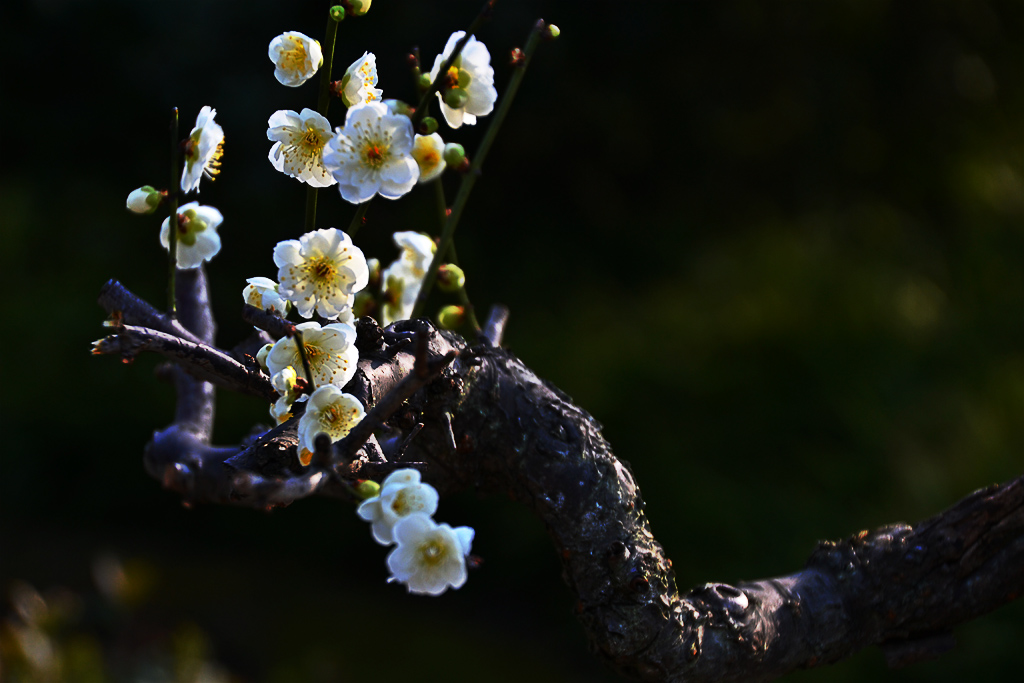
[429,32,497,129]
[267,109,336,187]
[338,52,383,107]
[181,107,224,193]
[380,231,435,326]
[296,385,365,466]
[412,133,446,183]
[386,513,475,595]
[322,102,419,204]
[268,31,323,87]
[243,276,290,315]
[274,228,368,319]
[266,321,358,390]
[269,365,302,424]
[159,202,223,268]
[357,469,440,545]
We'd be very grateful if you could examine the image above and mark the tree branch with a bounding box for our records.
[98,281,1024,681]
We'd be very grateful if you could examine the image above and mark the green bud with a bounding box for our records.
[330,5,346,21]
[418,73,433,91]
[419,116,438,135]
[348,0,372,16]
[437,305,466,330]
[384,99,414,118]
[256,343,273,372]
[544,24,561,40]
[442,143,466,167]
[437,264,466,292]
[355,479,380,499]
[443,88,469,109]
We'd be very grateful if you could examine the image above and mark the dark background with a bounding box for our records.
[3,0,1024,680]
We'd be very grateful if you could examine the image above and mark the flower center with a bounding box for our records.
[362,142,388,169]
[301,126,325,152]
[419,540,446,566]
[303,343,320,360]
[282,38,308,70]
[306,256,336,283]
[445,66,460,89]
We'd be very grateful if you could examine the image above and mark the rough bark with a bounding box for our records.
[95,276,1024,683]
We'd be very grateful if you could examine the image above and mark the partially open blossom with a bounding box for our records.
[126,186,162,214]
[274,228,368,319]
[266,321,358,390]
[159,202,223,268]
[357,469,439,545]
[322,102,419,204]
[386,513,475,595]
[269,31,323,87]
[378,231,435,325]
[429,32,497,129]
[412,133,446,183]
[338,52,383,107]
[181,107,224,193]
[296,385,365,466]
[243,276,290,315]
[267,109,336,187]
[269,365,302,424]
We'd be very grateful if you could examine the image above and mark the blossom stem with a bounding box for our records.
[346,202,370,237]
[292,329,315,387]
[433,179,481,336]
[412,19,544,319]
[168,106,180,318]
[304,6,343,233]
[410,0,497,129]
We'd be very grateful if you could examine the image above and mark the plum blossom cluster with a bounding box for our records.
[357,469,475,595]
[264,29,497,208]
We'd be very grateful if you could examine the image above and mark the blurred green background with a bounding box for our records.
[3,0,1024,680]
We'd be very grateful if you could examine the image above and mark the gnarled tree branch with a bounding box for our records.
[97,279,1024,682]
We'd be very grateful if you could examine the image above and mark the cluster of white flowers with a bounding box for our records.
[358,469,474,595]
[263,31,496,206]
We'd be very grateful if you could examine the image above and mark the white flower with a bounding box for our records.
[268,31,323,87]
[412,133,446,183]
[159,202,223,269]
[243,276,291,315]
[322,102,419,204]
[429,32,497,129]
[386,513,474,595]
[296,385,365,466]
[266,321,358,390]
[267,109,337,188]
[126,186,161,214]
[356,469,439,544]
[338,52,383,107]
[181,107,224,193]
[274,228,368,319]
[379,232,435,326]
[268,365,303,424]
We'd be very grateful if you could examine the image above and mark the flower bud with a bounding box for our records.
[384,99,414,118]
[436,264,465,292]
[417,73,433,91]
[256,343,273,372]
[543,24,560,40]
[347,0,371,16]
[442,143,466,167]
[443,88,469,110]
[355,479,381,500]
[126,186,162,214]
[437,305,466,330]
[329,5,346,21]
[419,116,439,135]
